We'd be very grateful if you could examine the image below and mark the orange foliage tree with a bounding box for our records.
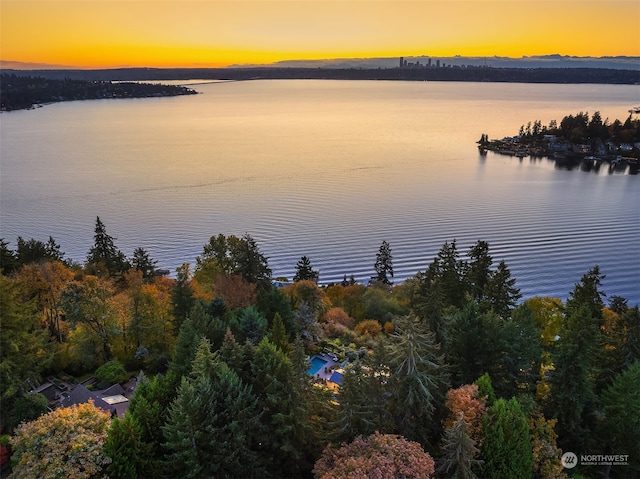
[313,432,435,479]
[354,319,382,338]
[214,273,257,309]
[322,307,354,329]
[444,383,487,444]
[14,260,74,342]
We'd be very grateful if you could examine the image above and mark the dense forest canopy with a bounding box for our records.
[1,218,638,478]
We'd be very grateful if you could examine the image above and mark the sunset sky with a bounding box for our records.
[1,0,638,69]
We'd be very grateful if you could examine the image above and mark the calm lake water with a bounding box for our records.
[1,80,639,304]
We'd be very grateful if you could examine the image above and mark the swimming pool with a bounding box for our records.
[307,356,328,375]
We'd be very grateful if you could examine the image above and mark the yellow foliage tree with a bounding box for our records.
[9,401,111,479]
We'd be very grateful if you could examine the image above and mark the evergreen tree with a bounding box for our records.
[163,339,262,478]
[169,319,201,379]
[446,302,503,387]
[127,371,178,465]
[86,216,129,275]
[371,240,394,286]
[545,305,600,453]
[105,413,153,479]
[481,398,533,479]
[256,285,297,338]
[335,349,393,443]
[484,260,521,319]
[215,329,249,378]
[268,312,291,353]
[438,418,483,479]
[565,265,605,322]
[189,299,227,351]
[294,255,319,282]
[250,338,306,476]
[435,240,468,308]
[475,373,496,407]
[229,233,272,287]
[171,263,194,333]
[15,236,58,266]
[597,362,640,475]
[466,240,493,303]
[412,264,448,346]
[386,314,449,446]
[236,305,268,344]
[131,247,157,279]
[494,304,543,398]
[0,238,18,274]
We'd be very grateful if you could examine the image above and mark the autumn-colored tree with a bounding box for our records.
[9,401,111,479]
[285,279,326,313]
[322,307,354,329]
[524,296,564,347]
[444,384,487,444]
[313,432,435,479]
[354,319,382,338]
[528,411,567,479]
[340,284,368,321]
[124,273,174,366]
[14,260,73,342]
[60,275,119,364]
[213,273,256,309]
[0,275,53,406]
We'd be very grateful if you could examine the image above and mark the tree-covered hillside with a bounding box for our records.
[0,73,196,111]
[1,221,638,478]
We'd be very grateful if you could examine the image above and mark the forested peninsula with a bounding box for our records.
[0,73,197,111]
[479,111,640,173]
[1,219,639,479]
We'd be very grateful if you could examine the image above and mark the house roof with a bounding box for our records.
[61,383,121,416]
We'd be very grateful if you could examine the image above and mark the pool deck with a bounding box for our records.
[308,352,343,382]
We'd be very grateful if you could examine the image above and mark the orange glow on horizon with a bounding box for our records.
[1,1,638,69]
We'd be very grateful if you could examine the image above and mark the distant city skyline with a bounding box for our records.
[1,1,638,69]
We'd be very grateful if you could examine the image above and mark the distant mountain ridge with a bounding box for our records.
[2,55,639,71]
[259,55,639,70]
